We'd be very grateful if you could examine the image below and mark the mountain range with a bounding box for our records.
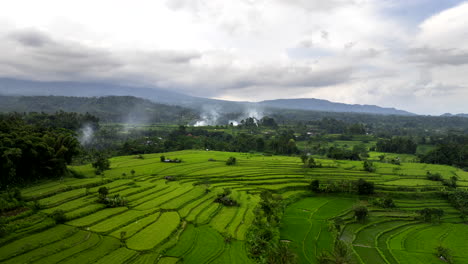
[0,78,415,116]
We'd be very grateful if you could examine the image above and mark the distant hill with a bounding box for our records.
[259,98,414,116]
[0,78,414,116]
[441,113,468,118]
[0,95,197,123]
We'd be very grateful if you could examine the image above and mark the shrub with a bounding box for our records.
[92,155,110,175]
[356,178,374,195]
[160,155,165,162]
[104,194,128,208]
[214,188,239,206]
[98,187,109,200]
[426,171,442,181]
[363,160,375,172]
[309,180,320,193]
[51,209,67,224]
[418,208,444,223]
[226,157,237,165]
[371,197,396,208]
[354,206,368,222]
[436,246,453,264]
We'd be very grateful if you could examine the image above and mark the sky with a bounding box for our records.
[0,0,467,115]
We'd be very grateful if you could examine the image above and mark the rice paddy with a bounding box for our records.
[0,150,466,263]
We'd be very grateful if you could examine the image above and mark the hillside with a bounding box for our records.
[0,95,197,123]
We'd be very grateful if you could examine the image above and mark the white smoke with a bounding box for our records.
[192,104,266,126]
[79,124,94,145]
[228,120,239,126]
[194,105,221,127]
[244,107,264,120]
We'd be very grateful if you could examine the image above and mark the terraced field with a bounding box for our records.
[281,196,468,264]
[0,150,466,263]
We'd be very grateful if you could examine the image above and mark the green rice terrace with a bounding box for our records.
[1,150,467,263]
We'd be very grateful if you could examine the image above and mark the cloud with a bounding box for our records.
[9,29,53,47]
[0,0,468,114]
[408,47,468,66]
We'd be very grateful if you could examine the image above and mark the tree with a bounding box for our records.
[160,155,165,162]
[436,246,453,264]
[363,160,375,172]
[316,240,353,264]
[268,242,297,264]
[310,180,320,193]
[356,178,374,195]
[131,169,136,176]
[354,206,368,222]
[98,186,109,200]
[419,208,444,223]
[92,155,110,175]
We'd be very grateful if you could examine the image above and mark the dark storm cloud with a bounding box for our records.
[0,28,355,97]
[1,29,121,81]
[9,29,53,47]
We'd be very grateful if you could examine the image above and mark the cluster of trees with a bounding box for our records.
[447,190,468,222]
[300,155,322,168]
[98,187,127,207]
[309,178,374,195]
[326,147,362,160]
[238,116,278,128]
[161,126,298,155]
[376,137,417,154]
[0,114,80,189]
[370,197,395,208]
[426,172,458,188]
[421,143,468,169]
[247,191,296,263]
[418,208,444,223]
[363,160,376,172]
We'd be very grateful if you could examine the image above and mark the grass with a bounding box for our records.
[126,212,180,251]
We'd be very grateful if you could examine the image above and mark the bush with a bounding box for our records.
[309,180,320,193]
[92,155,110,175]
[226,157,237,166]
[436,246,453,264]
[426,171,442,181]
[98,187,109,200]
[214,188,239,206]
[356,178,374,195]
[371,197,396,208]
[160,155,165,162]
[51,209,67,224]
[363,160,375,172]
[418,208,444,223]
[354,206,368,222]
[104,194,128,208]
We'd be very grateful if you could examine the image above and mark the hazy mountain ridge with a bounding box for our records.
[441,113,468,118]
[259,98,414,116]
[0,78,414,116]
